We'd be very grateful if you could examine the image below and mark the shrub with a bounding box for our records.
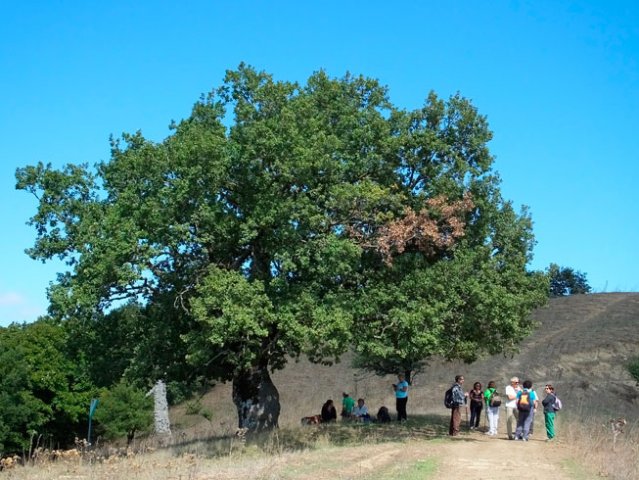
[185,398,203,415]
[628,357,639,383]
[94,382,153,444]
[201,408,213,421]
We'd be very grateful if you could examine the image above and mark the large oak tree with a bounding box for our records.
[17,65,547,430]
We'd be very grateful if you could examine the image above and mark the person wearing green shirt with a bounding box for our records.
[341,392,355,419]
[483,380,500,436]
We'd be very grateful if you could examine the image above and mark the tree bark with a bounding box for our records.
[404,369,413,385]
[232,365,280,431]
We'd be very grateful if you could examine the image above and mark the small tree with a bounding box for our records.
[548,263,591,296]
[628,357,639,384]
[94,382,153,445]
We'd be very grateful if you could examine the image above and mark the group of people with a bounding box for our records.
[320,373,410,424]
[447,375,560,441]
[321,393,371,423]
[318,373,561,443]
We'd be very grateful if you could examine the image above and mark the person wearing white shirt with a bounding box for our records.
[505,376,522,440]
[352,398,370,422]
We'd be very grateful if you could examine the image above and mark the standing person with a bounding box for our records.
[529,384,540,437]
[341,392,355,420]
[514,379,538,441]
[448,375,467,436]
[321,399,337,423]
[542,384,557,441]
[392,373,409,421]
[504,376,521,440]
[468,382,484,430]
[483,380,500,436]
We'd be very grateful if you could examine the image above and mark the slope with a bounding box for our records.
[171,293,639,433]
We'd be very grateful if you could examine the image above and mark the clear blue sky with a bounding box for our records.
[1,1,638,326]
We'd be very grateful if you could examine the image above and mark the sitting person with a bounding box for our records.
[376,405,391,423]
[352,398,371,422]
[321,399,337,423]
[341,392,355,419]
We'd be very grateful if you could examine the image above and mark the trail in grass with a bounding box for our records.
[267,430,576,480]
[435,432,574,480]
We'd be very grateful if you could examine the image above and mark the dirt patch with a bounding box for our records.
[203,432,575,480]
[434,432,573,479]
[238,432,576,479]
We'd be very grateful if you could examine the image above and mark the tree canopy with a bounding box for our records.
[547,263,591,296]
[16,64,547,430]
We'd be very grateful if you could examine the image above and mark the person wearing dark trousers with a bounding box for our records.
[514,379,538,441]
[393,373,409,421]
[468,381,484,430]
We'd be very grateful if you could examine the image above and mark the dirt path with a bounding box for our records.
[434,434,573,479]
[264,431,576,480]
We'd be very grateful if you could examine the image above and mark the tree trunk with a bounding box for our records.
[404,369,413,385]
[232,365,280,431]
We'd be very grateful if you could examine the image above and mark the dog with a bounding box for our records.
[300,414,322,425]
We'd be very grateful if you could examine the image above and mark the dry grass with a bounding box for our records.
[2,293,639,479]
[558,410,639,480]
[2,409,638,479]
[0,419,448,480]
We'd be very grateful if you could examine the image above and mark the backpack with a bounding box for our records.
[553,395,563,411]
[489,391,502,407]
[517,390,532,412]
[444,387,455,409]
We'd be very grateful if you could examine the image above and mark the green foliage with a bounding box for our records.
[93,382,153,443]
[185,398,203,415]
[0,337,37,453]
[17,64,548,428]
[628,357,639,383]
[0,321,96,452]
[548,263,592,297]
[61,303,144,388]
[201,408,213,422]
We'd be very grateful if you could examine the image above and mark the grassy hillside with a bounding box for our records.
[171,293,639,435]
[5,293,638,480]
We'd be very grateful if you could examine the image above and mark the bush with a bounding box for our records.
[201,408,213,421]
[185,398,203,415]
[628,357,639,383]
[94,382,153,444]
